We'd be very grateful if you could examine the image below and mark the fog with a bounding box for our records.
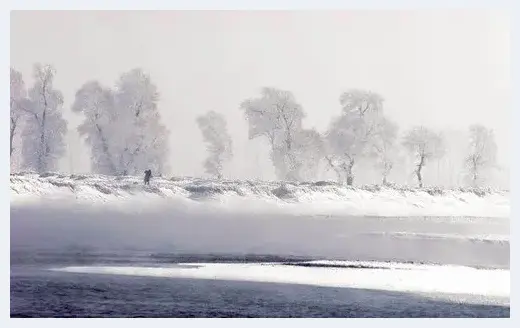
[10,10,510,186]
[10,201,509,268]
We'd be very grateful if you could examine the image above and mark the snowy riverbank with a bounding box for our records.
[10,172,509,218]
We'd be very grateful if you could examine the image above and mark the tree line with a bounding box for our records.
[10,63,499,188]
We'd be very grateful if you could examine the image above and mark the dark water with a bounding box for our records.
[10,251,510,318]
[10,203,510,318]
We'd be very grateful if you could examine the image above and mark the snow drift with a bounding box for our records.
[10,172,509,218]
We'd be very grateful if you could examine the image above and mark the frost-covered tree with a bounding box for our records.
[289,128,325,181]
[73,69,169,176]
[240,87,306,181]
[464,124,498,187]
[21,63,67,173]
[10,67,28,160]
[341,89,384,117]
[325,115,366,185]
[369,117,400,185]
[402,126,445,188]
[196,111,233,179]
[325,89,384,185]
[72,81,118,175]
[112,68,170,175]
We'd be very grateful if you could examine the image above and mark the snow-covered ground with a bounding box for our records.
[10,173,510,316]
[10,172,510,218]
[53,261,509,299]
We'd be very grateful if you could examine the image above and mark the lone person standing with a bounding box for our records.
[144,169,152,185]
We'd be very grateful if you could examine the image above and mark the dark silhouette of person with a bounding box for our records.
[144,169,152,185]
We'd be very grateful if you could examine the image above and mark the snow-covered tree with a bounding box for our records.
[325,115,365,185]
[464,124,498,187]
[402,126,445,188]
[196,111,233,179]
[112,68,170,176]
[324,89,384,185]
[10,67,28,163]
[72,69,170,176]
[21,63,67,173]
[72,81,118,175]
[240,87,306,181]
[340,89,384,118]
[290,128,325,181]
[369,116,400,185]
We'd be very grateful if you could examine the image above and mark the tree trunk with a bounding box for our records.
[10,118,16,157]
[416,168,423,188]
[38,83,49,173]
[216,159,223,180]
[472,157,478,187]
[416,155,424,188]
[38,112,46,173]
[95,123,117,175]
[284,139,299,182]
[10,98,17,159]
[345,158,355,186]
[382,162,392,186]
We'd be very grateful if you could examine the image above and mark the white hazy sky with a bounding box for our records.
[10,10,510,179]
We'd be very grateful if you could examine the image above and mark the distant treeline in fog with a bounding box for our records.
[10,64,503,188]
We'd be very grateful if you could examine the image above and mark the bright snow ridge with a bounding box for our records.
[10,172,509,218]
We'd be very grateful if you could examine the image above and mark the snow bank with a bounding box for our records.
[53,261,510,298]
[10,172,509,217]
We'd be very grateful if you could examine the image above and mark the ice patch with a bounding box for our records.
[53,261,509,298]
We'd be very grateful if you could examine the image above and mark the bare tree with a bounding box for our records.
[402,126,445,188]
[196,111,233,179]
[464,124,497,187]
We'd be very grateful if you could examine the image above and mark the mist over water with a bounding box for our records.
[10,197,509,269]
[10,194,510,317]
